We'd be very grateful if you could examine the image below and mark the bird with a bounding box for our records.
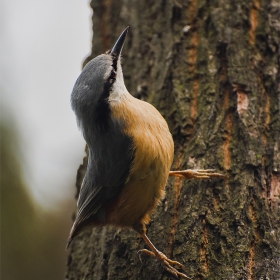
[67,26,225,279]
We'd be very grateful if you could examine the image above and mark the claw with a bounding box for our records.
[169,169,226,180]
[138,249,155,263]
[138,248,192,279]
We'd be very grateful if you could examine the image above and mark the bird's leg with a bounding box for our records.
[169,169,226,180]
[137,232,192,279]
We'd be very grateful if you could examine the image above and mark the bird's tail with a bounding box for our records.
[66,237,73,250]
[65,221,79,250]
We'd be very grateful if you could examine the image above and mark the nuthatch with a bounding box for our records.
[67,27,225,279]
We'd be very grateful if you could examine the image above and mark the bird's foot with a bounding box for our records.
[169,169,226,180]
[138,249,192,279]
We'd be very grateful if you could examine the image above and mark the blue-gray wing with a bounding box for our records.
[68,120,134,243]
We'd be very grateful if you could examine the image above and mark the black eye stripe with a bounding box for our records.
[110,69,116,79]
[111,53,118,72]
[106,57,118,87]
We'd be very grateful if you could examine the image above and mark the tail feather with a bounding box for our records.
[66,237,73,250]
[66,221,79,250]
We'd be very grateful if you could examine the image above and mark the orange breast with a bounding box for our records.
[108,94,174,227]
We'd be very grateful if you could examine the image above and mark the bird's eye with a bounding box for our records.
[110,69,116,79]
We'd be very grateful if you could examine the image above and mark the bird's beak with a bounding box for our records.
[110,26,129,57]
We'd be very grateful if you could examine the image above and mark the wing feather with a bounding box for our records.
[69,118,134,241]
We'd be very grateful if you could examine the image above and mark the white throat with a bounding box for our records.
[108,61,129,102]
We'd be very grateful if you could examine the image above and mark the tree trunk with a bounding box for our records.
[66,1,280,279]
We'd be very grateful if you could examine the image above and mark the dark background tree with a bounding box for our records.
[66,0,280,279]
[1,118,73,280]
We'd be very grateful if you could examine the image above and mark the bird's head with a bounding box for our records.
[71,27,129,131]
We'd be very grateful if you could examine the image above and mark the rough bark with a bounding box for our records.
[66,1,280,279]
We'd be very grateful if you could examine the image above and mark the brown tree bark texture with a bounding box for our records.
[66,1,280,279]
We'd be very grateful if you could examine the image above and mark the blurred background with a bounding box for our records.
[1,1,91,279]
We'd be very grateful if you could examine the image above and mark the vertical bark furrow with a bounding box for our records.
[247,201,260,280]
[249,0,260,46]
[167,151,184,257]
[200,218,209,277]
[189,0,199,127]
